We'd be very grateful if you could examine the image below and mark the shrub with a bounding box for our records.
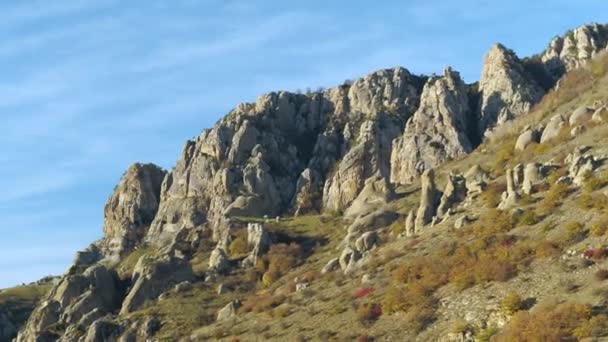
[583,247,608,260]
[537,182,570,215]
[356,302,382,325]
[449,319,470,334]
[261,243,303,286]
[240,294,286,314]
[403,300,436,333]
[534,241,561,259]
[590,216,608,237]
[583,171,607,193]
[565,221,586,242]
[494,303,592,341]
[573,314,608,339]
[517,210,541,226]
[501,291,523,315]
[353,288,375,299]
[595,269,608,281]
[477,325,499,342]
[228,231,249,257]
[480,183,506,208]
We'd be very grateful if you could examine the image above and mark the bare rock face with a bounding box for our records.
[120,255,195,314]
[391,68,473,184]
[541,23,608,80]
[479,44,545,135]
[102,163,166,259]
[415,169,439,232]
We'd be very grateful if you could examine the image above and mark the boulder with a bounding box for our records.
[540,114,566,143]
[217,300,241,321]
[515,128,540,151]
[347,209,398,236]
[321,258,340,274]
[592,106,608,122]
[569,106,594,125]
[355,231,379,253]
[209,246,231,274]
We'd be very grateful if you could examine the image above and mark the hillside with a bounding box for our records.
[8,23,608,342]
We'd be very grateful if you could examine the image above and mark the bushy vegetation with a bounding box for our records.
[500,291,523,315]
[260,243,303,287]
[495,303,608,341]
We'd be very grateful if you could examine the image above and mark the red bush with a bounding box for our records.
[353,287,375,299]
[583,248,608,260]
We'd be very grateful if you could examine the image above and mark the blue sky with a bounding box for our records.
[1,0,607,288]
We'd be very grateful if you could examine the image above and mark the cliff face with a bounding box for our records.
[14,22,608,342]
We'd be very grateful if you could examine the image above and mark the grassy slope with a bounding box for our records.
[0,283,52,339]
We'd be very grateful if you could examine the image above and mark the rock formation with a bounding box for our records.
[241,223,271,268]
[391,68,473,184]
[498,168,520,210]
[102,163,166,259]
[415,169,439,232]
[478,44,545,135]
[541,23,608,80]
[437,173,467,218]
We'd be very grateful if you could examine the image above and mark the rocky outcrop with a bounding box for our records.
[498,168,520,210]
[241,223,271,268]
[17,265,121,342]
[522,163,542,195]
[415,169,439,232]
[120,255,195,314]
[479,44,545,135]
[465,165,489,197]
[391,68,473,184]
[437,173,467,218]
[102,163,166,259]
[541,23,608,80]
